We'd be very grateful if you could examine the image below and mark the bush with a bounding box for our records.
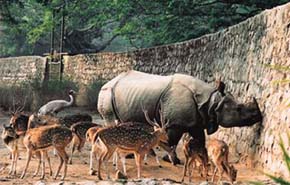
[0,76,78,112]
[0,83,33,112]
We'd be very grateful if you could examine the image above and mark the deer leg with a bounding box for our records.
[20,150,32,179]
[202,153,209,181]
[214,160,224,183]
[188,158,196,183]
[44,151,53,176]
[9,151,15,175]
[181,156,189,182]
[13,151,19,175]
[12,151,19,175]
[89,145,95,175]
[120,154,127,175]
[212,166,218,182]
[53,149,57,156]
[55,147,69,181]
[69,136,78,164]
[222,161,233,183]
[218,167,224,183]
[33,152,41,178]
[155,156,162,168]
[98,150,106,180]
[113,152,118,170]
[103,148,114,180]
[53,150,64,180]
[135,152,144,179]
[62,150,69,180]
[78,139,85,152]
[40,151,46,180]
[144,154,148,165]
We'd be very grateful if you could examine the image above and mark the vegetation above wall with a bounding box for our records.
[0,0,289,57]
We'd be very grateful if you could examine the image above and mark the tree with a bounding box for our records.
[0,0,289,57]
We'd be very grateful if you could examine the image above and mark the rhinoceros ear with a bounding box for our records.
[216,78,226,96]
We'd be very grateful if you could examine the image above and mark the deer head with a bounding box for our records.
[141,101,169,142]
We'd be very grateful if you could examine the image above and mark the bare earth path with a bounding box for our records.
[0,108,274,184]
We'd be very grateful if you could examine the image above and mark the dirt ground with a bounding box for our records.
[0,108,274,185]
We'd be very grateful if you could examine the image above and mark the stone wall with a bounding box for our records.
[63,3,290,177]
[0,56,46,84]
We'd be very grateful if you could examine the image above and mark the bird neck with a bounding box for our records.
[67,95,74,107]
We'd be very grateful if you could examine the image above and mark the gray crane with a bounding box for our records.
[38,90,76,116]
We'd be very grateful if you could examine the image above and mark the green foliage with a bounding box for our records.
[250,134,290,185]
[46,78,78,96]
[28,9,53,44]
[0,0,289,56]
[279,134,290,174]
[264,135,290,185]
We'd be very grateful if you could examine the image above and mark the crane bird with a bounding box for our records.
[38,90,76,116]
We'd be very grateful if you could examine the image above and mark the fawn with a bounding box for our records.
[69,122,101,164]
[207,138,237,184]
[181,133,208,183]
[20,115,73,180]
[94,106,169,180]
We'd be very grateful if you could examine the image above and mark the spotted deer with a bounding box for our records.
[181,133,208,183]
[86,126,131,176]
[28,113,92,156]
[1,124,52,177]
[20,115,73,180]
[94,106,169,180]
[113,122,163,172]
[207,138,237,184]
[5,112,54,176]
[69,122,101,164]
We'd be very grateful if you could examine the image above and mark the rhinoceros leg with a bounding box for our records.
[161,126,185,165]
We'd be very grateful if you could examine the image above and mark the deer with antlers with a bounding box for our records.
[94,103,169,179]
[2,105,53,177]
[1,124,52,177]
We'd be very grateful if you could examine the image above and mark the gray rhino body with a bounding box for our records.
[98,70,262,164]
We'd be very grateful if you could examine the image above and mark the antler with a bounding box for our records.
[16,96,26,113]
[141,103,159,127]
[159,101,169,129]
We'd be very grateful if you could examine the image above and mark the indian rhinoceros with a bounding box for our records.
[97,70,262,164]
